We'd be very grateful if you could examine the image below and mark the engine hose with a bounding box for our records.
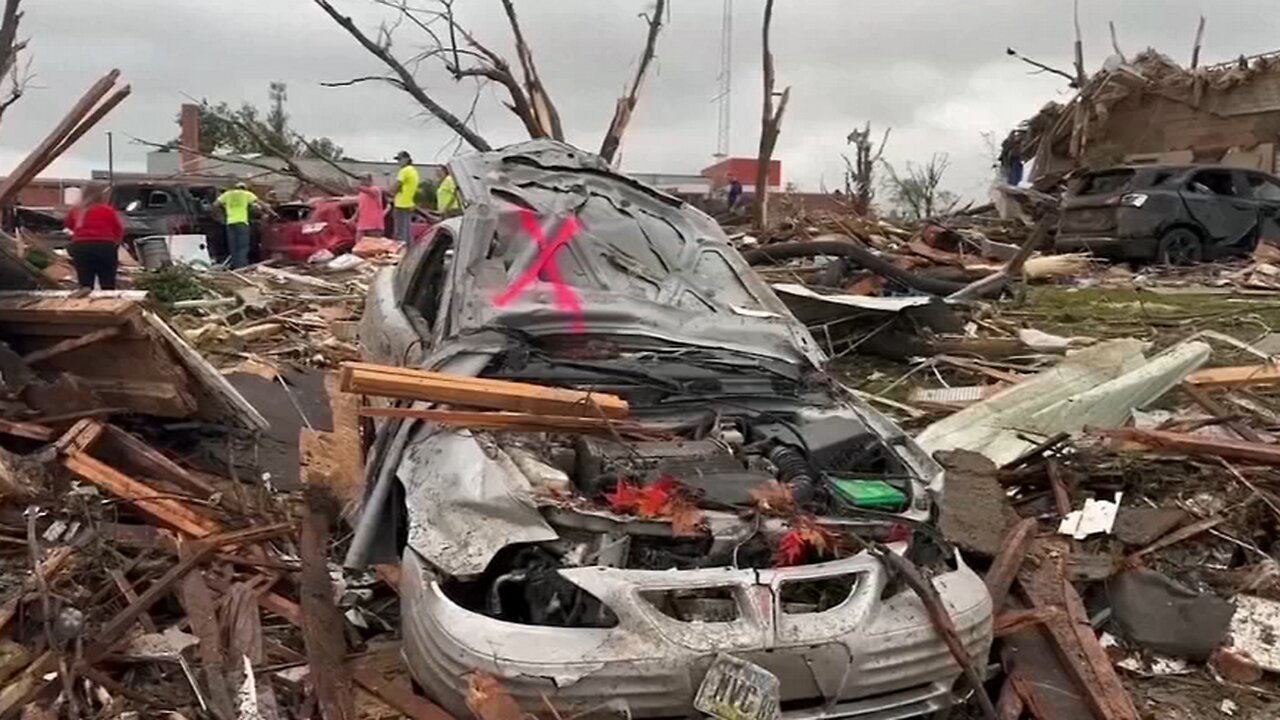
[769,445,817,504]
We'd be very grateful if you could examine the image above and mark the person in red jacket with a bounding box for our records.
[65,184,124,289]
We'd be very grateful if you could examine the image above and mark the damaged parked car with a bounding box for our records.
[349,140,992,720]
[1056,164,1280,265]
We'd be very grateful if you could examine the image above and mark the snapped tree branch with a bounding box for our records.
[599,0,668,164]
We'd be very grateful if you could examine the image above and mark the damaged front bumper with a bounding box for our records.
[401,547,992,720]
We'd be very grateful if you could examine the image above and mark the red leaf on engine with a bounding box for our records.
[635,480,676,518]
[774,530,808,566]
[605,479,643,514]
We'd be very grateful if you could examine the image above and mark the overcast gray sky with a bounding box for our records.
[7,0,1274,203]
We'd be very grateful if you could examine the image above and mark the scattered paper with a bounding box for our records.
[1059,492,1123,539]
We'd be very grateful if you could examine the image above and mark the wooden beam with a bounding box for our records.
[1184,364,1280,389]
[1180,382,1265,443]
[985,517,1038,611]
[341,362,629,419]
[0,417,53,441]
[1101,427,1280,465]
[359,406,652,434]
[104,424,218,497]
[300,492,357,720]
[1020,539,1141,720]
[0,296,137,325]
[178,543,236,720]
[21,325,120,365]
[63,451,222,538]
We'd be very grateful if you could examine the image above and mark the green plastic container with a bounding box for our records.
[829,478,908,511]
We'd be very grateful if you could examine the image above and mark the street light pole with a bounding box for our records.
[107,131,114,186]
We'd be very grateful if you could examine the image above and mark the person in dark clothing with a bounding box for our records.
[727,175,744,211]
[64,184,124,290]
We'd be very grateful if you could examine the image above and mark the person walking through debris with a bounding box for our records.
[65,183,124,290]
[727,175,744,212]
[216,182,266,269]
[392,150,420,243]
[435,166,461,216]
[356,174,385,240]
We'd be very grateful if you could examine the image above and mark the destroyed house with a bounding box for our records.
[1021,49,1280,181]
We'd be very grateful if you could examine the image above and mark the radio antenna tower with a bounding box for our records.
[714,0,733,158]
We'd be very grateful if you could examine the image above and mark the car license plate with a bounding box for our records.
[694,654,781,720]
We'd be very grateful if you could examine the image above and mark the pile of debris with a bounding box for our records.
[899,331,1280,717]
[0,286,450,718]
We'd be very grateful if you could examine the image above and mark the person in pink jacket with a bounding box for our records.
[355,174,385,240]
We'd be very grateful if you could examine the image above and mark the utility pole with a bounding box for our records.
[107,131,114,186]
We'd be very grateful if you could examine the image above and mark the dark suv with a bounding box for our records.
[1056,165,1280,264]
[110,182,238,261]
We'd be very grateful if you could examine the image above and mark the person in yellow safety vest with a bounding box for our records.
[435,167,461,215]
[392,150,420,243]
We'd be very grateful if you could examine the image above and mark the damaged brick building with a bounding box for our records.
[1019,49,1280,181]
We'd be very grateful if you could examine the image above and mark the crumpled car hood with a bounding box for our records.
[446,139,825,368]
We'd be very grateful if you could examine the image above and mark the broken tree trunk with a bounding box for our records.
[499,0,563,141]
[752,0,790,231]
[599,0,667,164]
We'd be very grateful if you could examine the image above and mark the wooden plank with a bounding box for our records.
[1184,363,1280,389]
[1180,382,1265,443]
[1020,539,1141,720]
[300,492,357,720]
[1047,459,1072,517]
[1126,513,1228,561]
[359,406,651,434]
[53,418,105,455]
[341,361,629,419]
[178,544,236,720]
[985,517,1038,611]
[103,424,217,497]
[0,296,137,325]
[995,606,1065,637]
[0,417,53,442]
[63,452,221,538]
[21,325,121,365]
[1101,427,1280,465]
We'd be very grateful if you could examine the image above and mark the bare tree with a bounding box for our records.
[881,153,959,221]
[0,0,30,126]
[844,123,890,212]
[314,0,668,160]
[753,0,791,230]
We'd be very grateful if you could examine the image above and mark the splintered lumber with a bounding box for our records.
[985,518,1038,611]
[0,295,138,325]
[63,451,222,538]
[1019,539,1141,720]
[21,325,121,364]
[1180,382,1264,443]
[1184,364,1280,389]
[1102,427,1280,465]
[300,491,357,720]
[0,417,52,441]
[179,543,236,720]
[359,406,647,434]
[342,362,629,419]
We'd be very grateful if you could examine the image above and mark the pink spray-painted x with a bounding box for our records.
[491,209,586,332]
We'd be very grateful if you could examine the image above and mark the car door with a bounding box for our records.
[1181,169,1257,250]
[359,226,454,367]
[1244,171,1280,245]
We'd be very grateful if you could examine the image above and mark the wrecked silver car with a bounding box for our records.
[349,140,992,720]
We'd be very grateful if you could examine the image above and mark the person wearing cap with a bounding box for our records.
[215,181,266,268]
[392,150,420,243]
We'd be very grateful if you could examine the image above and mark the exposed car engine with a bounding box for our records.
[439,404,945,628]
